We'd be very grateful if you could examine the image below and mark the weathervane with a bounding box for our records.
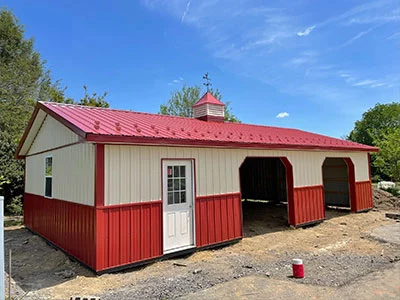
[203,72,212,92]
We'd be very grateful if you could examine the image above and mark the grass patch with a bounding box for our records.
[4,219,23,227]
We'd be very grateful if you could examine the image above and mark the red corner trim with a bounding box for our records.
[95,144,105,207]
[344,158,357,212]
[280,157,295,226]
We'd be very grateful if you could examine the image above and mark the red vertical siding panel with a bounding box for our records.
[131,206,141,262]
[207,198,216,244]
[226,195,235,239]
[220,196,228,241]
[293,186,325,227]
[119,207,131,265]
[201,199,208,245]
[195,199,201,247]
[95,209,105,270]
[195,193,242,248]
[214,198,222,242]
[150,204,162,257]
[355,181,373,211]
[109,209,121,267]
[141,205,151,259]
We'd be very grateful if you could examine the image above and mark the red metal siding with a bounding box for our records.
[293,185,325,226]
[355,181,373,212]
[24,193,96,269]
[195,193,242,247]
[95,201,162,271]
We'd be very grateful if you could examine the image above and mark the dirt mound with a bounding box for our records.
[373,187,400,211]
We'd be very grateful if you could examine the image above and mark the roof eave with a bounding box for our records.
[86,134,379,152]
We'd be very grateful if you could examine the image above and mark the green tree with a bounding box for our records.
[78,85,109,108]
[373,128,400,182]
[0,9,47,140]
[348,102,400,146]
[0,8,109,213]
[159,85,240,122]
[348,102,400,180]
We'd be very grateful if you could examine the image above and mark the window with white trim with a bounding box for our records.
[45,157,53,198]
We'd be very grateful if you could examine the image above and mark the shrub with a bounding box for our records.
[6,195,23,216]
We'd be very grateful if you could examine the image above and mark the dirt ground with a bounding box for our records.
[4,191,400,300]
[373,187,400,210]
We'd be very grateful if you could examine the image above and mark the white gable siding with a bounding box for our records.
[25,143,95,206]
[27,115,79,155]
[104,145,370,206]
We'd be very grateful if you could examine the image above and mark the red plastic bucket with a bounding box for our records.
[292,258,304,278]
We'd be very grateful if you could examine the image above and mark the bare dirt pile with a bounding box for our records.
[373,187,400,211]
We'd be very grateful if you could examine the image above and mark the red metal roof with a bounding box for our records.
[21,101,379,153]
[192,92,225,107]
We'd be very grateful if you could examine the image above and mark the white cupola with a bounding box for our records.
[192,92,225,122]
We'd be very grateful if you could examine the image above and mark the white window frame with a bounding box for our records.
[44,156,53,198]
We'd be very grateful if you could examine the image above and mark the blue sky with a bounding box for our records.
[3,0,400,138]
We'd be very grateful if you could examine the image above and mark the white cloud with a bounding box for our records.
[168,77,185,85]
[352,79,378,86]
[338,26,376,48]
[297,25,316,36]
[285,51,318,67]
[181,0,191,23]
[276,112,289,118]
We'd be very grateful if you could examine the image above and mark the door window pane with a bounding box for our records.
[180,178,186,190]
[173,179,180,190]
[167,179,173,191]
[168,192,173,205]
[180,166,185,177]
[174,191,180,204]
[167,166,173,177]
[180,191,186,203]
[173,166,180,177]
[45,177,52,198]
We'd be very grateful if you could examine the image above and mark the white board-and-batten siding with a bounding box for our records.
[104,145,370,206]
[25,143,95,206]
[27,115,79,155]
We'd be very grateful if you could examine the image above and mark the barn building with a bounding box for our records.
[16,93,378,273]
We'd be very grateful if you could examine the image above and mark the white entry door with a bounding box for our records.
[163,160,195,254]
